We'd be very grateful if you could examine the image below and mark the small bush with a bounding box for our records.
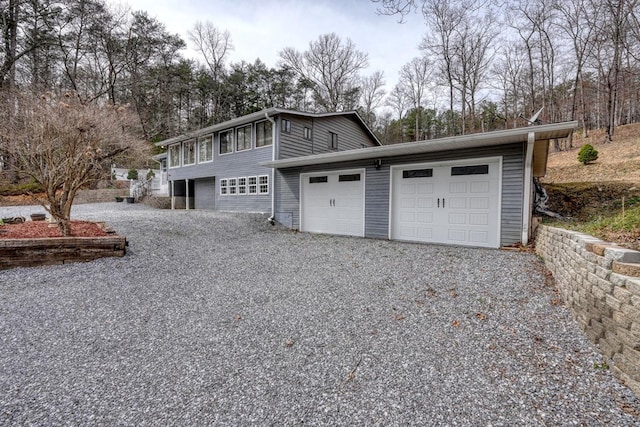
[578,144,598,165]
[127,168,139,180]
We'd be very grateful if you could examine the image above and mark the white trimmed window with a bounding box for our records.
[281,119,291,133]
[228,178,237,195]
[238,177,247,195]
[258,175,269,195]
[248,176,257,194]
[256,121,273,147]
[236,124,252,151]
[303,126,312,140]
[220,179,228,195]
[328,132,338,150]
[220,130,233,154]
[199,135,213,163]
[183,140,196,165]
[168,144,180,168]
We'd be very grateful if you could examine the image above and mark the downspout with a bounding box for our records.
[522,131,535,245]
[266,112,277,225]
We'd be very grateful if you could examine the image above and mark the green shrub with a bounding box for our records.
[127,168,139,180]
[578,144,598,165]
[146,169,155,179]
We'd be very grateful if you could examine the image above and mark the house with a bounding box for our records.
[157,108,576,249]
[155,108,381,211]
[262,121,577,248]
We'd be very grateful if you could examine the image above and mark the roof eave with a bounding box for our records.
[262,121,578,169]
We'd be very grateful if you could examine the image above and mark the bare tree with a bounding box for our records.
[359,70,386,127]
[386,83,409,142]
[399,56,431,140]
[188,21,232,121]
[1,92,148,235]
[279,33,369,111]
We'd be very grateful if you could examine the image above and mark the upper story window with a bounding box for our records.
[220,129,233,155]
[256,121,273,147]
[183,140,196,165]
[328,132,338,150]
[199,135,213,163]
[168,144,180,168]
[281,119,291,134]
[236,124,252,151]
[303,126,312,140]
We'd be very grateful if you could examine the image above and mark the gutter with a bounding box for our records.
[265,112,277,225]
[522,131,535,245]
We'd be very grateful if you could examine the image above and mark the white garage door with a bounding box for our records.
[301,169,365,237]
[391,159,501,248]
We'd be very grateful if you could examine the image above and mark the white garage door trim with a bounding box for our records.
[300,168,366,237]
[389,157,503,248]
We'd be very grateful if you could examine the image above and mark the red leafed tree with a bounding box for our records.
[1,92,149,236]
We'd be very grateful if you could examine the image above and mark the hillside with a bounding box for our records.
[543,123,640,184]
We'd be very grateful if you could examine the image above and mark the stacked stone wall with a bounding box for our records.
[536,225,640,397]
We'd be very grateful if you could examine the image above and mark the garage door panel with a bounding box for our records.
[469,231,488,243]
[449,182,467,193]
[470,181,490,193]
[448,230,467,241]
[448,197,466,209]
[469,213,489,225]
[470,197,489,209]
[448,213,467,224]
[417,212,433,223]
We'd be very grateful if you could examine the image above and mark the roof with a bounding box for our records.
[262,121,578,169]
[154,108,382,147]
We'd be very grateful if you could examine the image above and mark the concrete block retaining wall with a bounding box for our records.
[536,225,640,397]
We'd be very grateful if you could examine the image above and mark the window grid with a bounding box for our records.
[228,178,237,195]
[248,176,257,194]
[220,179,228,195]
[238,177,247,195]
[258,175,269,195]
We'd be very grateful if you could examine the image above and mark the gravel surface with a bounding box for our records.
[1,203,639,426]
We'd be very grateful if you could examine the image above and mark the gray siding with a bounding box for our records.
[278,115,377,159]
[194,178,216,209]
[213,144,273,213]
[166,123,274,213]
[275,142,526,246]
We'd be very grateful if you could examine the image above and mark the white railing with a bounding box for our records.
[129,177,153,201]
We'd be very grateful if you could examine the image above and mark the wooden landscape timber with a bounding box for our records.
[0,235,127,270]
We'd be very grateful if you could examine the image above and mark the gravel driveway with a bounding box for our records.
[1,203,639,426]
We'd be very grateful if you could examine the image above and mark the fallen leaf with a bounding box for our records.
[450,290,458,298]
[452,320,461,328]
[235,314,242,321]
[476,312,487,320]
[284,339,294,347]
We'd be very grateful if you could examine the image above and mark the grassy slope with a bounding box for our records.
[542,123,640,249]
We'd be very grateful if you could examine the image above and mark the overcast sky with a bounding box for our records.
[107,0,425,95]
